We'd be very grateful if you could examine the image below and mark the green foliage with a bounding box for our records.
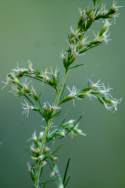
[4,1,120,188]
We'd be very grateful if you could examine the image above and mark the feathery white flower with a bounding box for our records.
[67,86,78,97]
[32,131,37,141]
[49,67,59,79]
[89,80,112,95]
[104,98,121,112]
[41,69,50,81]
[22,100,34,116]
[69,44,79,56]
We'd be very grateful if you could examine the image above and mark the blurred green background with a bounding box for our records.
[0,0,125,187]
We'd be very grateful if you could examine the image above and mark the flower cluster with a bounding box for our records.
[61,80,121,112]
[42,103,61,122]
[28,131,57,187]
[7,63,59,92]
[22,100,37,117]
[62,1,119,72]
[79,80,121,111]
[47,119,86,142]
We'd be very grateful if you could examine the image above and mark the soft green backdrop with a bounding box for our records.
[0,0,125,188]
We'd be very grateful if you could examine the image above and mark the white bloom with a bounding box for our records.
[69,44,79,56]
[104,20,112,28]
[112,1,121,12]
[89,80,112,96]
[28,60,34,72]
[104,98,121,112]
[13,67,27,73]
[103,33,111,44]
[70,26,80,39]
[41,69,50,81]
[67,86,78,97]
[32,131,37,141]
[43,102,61,111]
[100,4,107,15]
[9,85,19,96]
[49,67,59,79]
[12,63,28,74]
[22,100,34,116]
[80,36,88,46]
[95,19,111,44]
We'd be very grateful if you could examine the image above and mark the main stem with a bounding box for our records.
[34,162,43,188]
[53,71,69,188]
[36,120,52,188]
[34,71,69,188]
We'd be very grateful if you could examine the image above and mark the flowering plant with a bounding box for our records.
[4,0,120,188]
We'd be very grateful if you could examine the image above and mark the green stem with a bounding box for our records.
[55,72,68,105]
[34,120,52,188]
[33,71,69,188]
[42,120,52,150]
[34,162,43,188]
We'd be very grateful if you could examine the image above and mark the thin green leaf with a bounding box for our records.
[64,176,71,188]
[63,158,71,187]
[69,63,84,70]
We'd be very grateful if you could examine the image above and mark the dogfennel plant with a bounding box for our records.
[4,0,121,188]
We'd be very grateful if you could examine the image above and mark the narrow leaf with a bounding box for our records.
[69,63,84,70]
[63,158,71,187]
[64,176,71,188]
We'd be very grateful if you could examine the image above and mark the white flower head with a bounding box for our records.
[43,102,61,111]
[42,69,50,81]
[32,131,37,141]
[22,100,34,117]
[12,62,28,75]
[49,67,59,79]
[13,67,27,74]
[28,59,34,72]
[89,80,113,98]
[1,79,9,90]
[103,32,111,44]
[112,1,121,12]
[100,4,107,15]
[89,80,112,95]
[9,85,19,96]
[79,8,86,19]
[104,98,121,112]
[67,86,78,98]
[69,44,79,56]
[80,36,88,46]
[104,20,112,28]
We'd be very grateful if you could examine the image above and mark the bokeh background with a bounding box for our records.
[0,0,125,187]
